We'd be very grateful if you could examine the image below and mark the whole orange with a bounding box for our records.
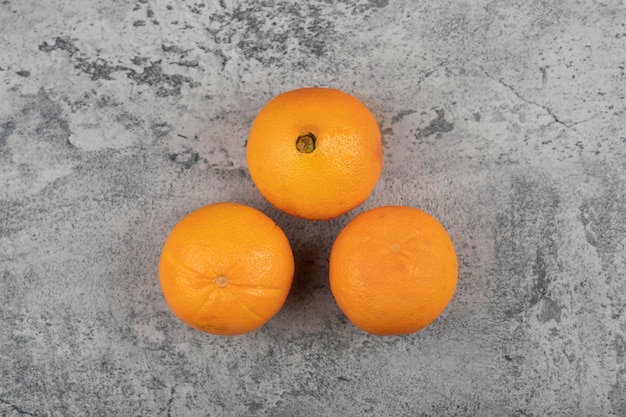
[246,87,383,220]
[329,206,458,336]
[158,202,294,336]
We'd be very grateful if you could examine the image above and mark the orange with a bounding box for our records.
[329,206,458,336]
[246,87,383,220]
[158,202,294,335]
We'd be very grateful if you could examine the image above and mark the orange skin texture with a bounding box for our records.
[329,206,458,336]
[159,203,294,336]
[246,87,383,220]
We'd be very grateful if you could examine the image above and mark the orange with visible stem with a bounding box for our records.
[246,87,383,220]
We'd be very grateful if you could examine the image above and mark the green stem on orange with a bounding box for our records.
[296,132,316,153]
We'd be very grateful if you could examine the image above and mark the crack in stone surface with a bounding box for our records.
[166,386,175,417]
[480,66,591,129]
[0,397,41,417]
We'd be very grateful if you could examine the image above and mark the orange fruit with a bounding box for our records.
[329,206,458,336]
[158,202,294,335]
[246,87,383,220]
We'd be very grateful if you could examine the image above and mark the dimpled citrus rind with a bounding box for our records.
[159,202,295,335]
[329,206,458,336]
[246,87,382,220]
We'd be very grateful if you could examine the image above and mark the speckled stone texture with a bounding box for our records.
[1,0,626,415]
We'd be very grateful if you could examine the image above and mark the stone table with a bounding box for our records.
[1,1,625,415]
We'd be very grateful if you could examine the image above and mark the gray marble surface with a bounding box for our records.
[2,1,626,415]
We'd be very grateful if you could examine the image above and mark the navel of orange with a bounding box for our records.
[158,202,294,336]
[329,205,458,336]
